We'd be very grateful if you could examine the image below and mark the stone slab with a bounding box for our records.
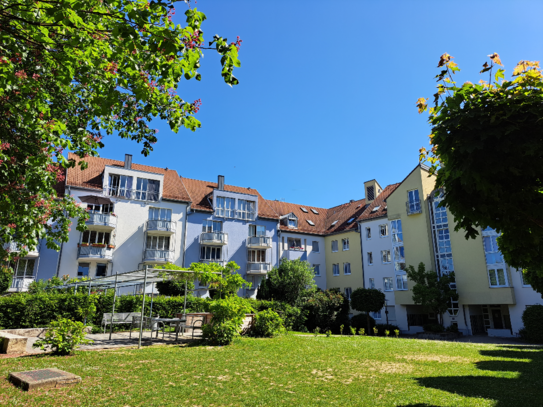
[9,368,81,391]
[0,333,28,354]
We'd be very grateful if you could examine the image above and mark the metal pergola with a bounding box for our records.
[51,266,219,348]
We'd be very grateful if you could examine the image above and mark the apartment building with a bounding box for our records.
[181,176,279,298]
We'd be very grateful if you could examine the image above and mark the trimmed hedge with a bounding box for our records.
[522,304,543,343]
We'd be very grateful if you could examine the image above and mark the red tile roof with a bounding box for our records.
[65,153,191,202]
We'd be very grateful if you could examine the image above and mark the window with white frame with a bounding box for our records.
[396,275,408,290]
[149,208,172,221]
[407,189,421,214]
[483,235,504,265]
[333,264,340,276]
[81,230,111,245]
[203,220,222,233]
[248,249,266,263]
[366,227,371,239]
[384,277,394,291]
[381,250,391,263]
[77,263,90,277]
[313,264,320,276]
[136,178,160,201]
[369,278,375,289]
[488,268,508,287]
[342,238,349,251]
[521,272,531,287]
[344,263,351,275]
[108,174,132,198]
[200,246,221,261]
[13,259,35,278]
[286,213,298,228]
[331,240,338,252]
[379,224,388,237]
[288,238,303,250]
[312,241,320,252]
[344,287,352,301]
[215,196,236,218]
[432,196,455,276]
[146,235,170,250]
[391,219,403,243]
[367,252,373,265]
[237,199,256,220]
[371,310,382,320]
[393,246,405,271]
[249,224,265,236]
[87,203,113,214]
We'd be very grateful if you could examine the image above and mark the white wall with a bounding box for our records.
[508,267,543,334]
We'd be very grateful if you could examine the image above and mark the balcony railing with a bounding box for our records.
[237,211,256,221]
[199,259,226,266]
[247,262,271,274]
[200,232,228,245]
[77,246,113,260]
[3,242,40,257]
[406,200,422,215]
[104,187,159,202]
[143,249,174,263]
[213,208,256,221]
[9,277,35,292]
[147,220,176,234]
[86,212,117,229]
[247,236,272,249]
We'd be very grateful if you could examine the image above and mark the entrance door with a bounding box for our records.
[492,309,503,329]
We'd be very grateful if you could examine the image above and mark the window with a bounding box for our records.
[201,246,221,261]
[331,240,338,252]
[407,189,421,214]
[313,264,320,276]
[249,224,265,236]
[306,220,315,226]
[300,207,308,213]
[348,218,354,223]
[488,268,508,287]
[136,178,160,201]
[77,262,90,277]
[384,277,394,291]
[379,224,388,237]
[312,241,320,252]
[371,310,382,320]
[149,208,172,221]
[366,227,371,240]
[96,263,107,277]
[14,259,35,277]
[367,252,373,265]
[483,235,504,265]
[108,174,132,198]
[521,272,531,287]
[344,263,351,275]
[396,275,408,290]
[285,213,298,228]
[344,287,352,301]
[393,246,406,271]
[342,238,349,251]
[238,199,256,220]
[333,264,340,276]
[311,209,319,214]
[372,206,381,212]
[87,203,113,214]
[369,278,375,289]
[215,196,235,218]
[331,220,338,226]
[288,238,303,250]
[391,219,403,243]
[248,249,266,263]
[146,235,170,250]
[203,220,222,233]
[81,230,111,245]
[381,250,391,263]
[367,186,375,201]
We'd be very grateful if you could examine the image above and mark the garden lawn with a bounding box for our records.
[0,335,542,406]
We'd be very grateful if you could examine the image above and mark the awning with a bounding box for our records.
[79,195,113,205]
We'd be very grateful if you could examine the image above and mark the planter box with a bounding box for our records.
[416,331,463,340]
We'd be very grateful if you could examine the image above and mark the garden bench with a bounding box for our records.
[101,312,141,333]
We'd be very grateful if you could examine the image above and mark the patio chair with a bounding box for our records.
[129,316,165,340]
[176,314,205,340]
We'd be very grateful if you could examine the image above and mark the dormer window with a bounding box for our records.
[108,174,132,198]
[282,213,298,228]
[237,199,256,221]
[136,178,160,201]
[215,196,235,218]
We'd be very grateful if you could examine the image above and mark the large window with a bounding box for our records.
[136,178,160,201]
[146,235,170,250]
[483,235,504,265]
[313,264,320,276]
[149,208,172,221]
[201,246,221,261]
[215,196,235,218]
[108,174,132,198]
[331,240,338,252]
[432,198,455,276]
[407,189,421,213]
[384,277,394,291]
[203,220,222,233]
[381,250,391,264]
[288,238,303,250]
[391,220,403,243]
[249,225,265,236]
[393,246,405,271]
[14,259,35,278]
[488,268,508,287]
[238,199,256,220]
[81,230,111,245]
[248,249,266,263]
[344,263,351,275]
[342,238,349,251]
[78,262,90,277]
[379,224,388,237]
[396,275,408,290]
[312,241,320,252]
[333,264,339,276]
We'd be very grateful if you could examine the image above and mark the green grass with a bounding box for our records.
[1,335,542,406]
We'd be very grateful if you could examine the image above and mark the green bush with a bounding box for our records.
[203,296,253,345]
[251,309,285,338]
[248,299,306,331]
[0,265,13,293]
[33,318,93,355]
[302,289,349,332]
[202,321,239,346]
[423,323,445,333]
[155,279,195,297]
[522,304,543,343]
[349,313,376,333]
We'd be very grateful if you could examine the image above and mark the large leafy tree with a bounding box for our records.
[417,54,543,294]
[0,0,241,261]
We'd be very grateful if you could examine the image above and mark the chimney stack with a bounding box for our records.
[124,154,132,170]
[218,175,225,191]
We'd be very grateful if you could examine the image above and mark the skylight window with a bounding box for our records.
[348,218,355,223]
[300,207,308,213]
[332,220,338,226]
[372,206,381,212]
[306,220,315,226]
[311,208,319,214]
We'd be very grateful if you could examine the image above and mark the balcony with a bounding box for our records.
[86,212,117,230]
[247,236,272,249]
[104,187,159,202]
[77,246,113,261]
[8,277,35,292]
[247,262,271,275]
[3,242,39,258]
[200,232,228,246]
[147,220,176,235]
[406,200,422,215]
[143,249,174,263]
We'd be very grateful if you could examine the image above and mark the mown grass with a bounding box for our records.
[0,335,542,406]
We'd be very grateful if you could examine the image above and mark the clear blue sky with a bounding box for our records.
[98,0,543,209]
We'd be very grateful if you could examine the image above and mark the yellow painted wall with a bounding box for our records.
[325,230,364,295]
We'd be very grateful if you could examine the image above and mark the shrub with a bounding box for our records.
[251,309,285,338]
[202,321,239,346]
[349,313,376,333]
[446,324,459,333]
[33,318,93,355]
[155,279,195,297]
[203,296,253,346]
[423,323,445,333]
[375,324,401,336]
[522,304,543,343]
[302,289,349,332]
[0,265,12,293]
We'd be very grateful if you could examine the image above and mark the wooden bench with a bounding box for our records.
[101,312,141,333]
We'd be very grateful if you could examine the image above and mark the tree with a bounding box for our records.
[417,54,543,291]
[405,262,458,326]
[0,265,12,293]
[256,259,316,305]
[302,289,349,333]
[0,0,242,261]
[350,288,385,334]
[155,279,195,297]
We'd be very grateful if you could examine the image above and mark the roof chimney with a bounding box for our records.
[218,175,225,191]
[124,154,132,170]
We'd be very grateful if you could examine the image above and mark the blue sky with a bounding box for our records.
[98,0,543,209]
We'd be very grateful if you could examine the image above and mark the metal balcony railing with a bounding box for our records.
[406,200,422,215]
[147,220,176,233]
[247,236,272,248]
[200,232,228,245]
[143,249,174,263]
[104,187,159,202]
[10,277,35,292]
[3,242,40,257]
[213,208,256,221]
[77,246,114,260]
[247,262,271,274]
[86,212,117,228]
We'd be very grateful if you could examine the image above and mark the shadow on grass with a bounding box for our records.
[412,345,543,406]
